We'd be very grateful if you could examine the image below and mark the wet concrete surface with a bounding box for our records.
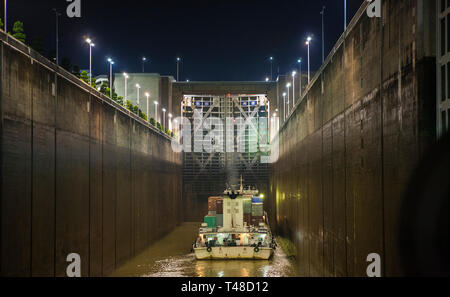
[110,222,298,277]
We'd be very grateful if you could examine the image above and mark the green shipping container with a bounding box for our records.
[243,199,252,214]
[204,216,217,228]
[251,203,264,217]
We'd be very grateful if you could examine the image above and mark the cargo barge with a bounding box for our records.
[193,180,275,260]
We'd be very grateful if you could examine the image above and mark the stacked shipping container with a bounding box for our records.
[204,196,265,228]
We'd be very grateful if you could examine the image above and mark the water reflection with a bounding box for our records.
[111,222,297,277]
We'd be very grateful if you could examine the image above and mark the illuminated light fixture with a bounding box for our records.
[85,38,95,85]
[135,84,141,106]
[162,108,167,130]
[142,57,147,72]
[145,92,150,122]
[107,58,115,98]
[306,36,312,83]
[123,73,129,107]
[154,101,159,122]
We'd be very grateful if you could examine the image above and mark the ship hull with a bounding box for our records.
[194,246,274,260]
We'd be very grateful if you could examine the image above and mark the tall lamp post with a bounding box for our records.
[176,57,181,81]
[286,83,291,116]
[162,108,167,130]
[154,101,159,123]
[53,9,61,65]
[107,58,115,98]
[291,71,297,106]
[168,113,173,131]
[306,36,312,84]
[4,0,7,33]
[123,73,129,106]
[86,38,95,84]
[297,58,303,98]
[136,84,141,110]
[269,57,274,81]
[145,92,150,122]
[321,6,326,63]
[142,57,147,73]
[282,92,287,121]
[344,0,347,31]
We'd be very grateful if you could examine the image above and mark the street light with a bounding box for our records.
[344,0,347,31]
[265,77,269,82]
[321,6,326,63]
[162,108,167,130]
[168,113,173,131]
[174,118,179,134]
[282,92,287,120]
[142,57,147,73]
[306,36,312,84]
[145,92,150,122]
[297,58,303,98]
[291,71,297,106]
[136,84,141,109]
[286,83,291,116]
[154,101,159,122]
[85,38,95,85]
[269,57,274,81]
[176,57,181,81]
[4,0,7,33]
[122,73,129,106]
[107,58,115,98]
[53,9,61,65]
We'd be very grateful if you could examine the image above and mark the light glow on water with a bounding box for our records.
[110,222,298,277]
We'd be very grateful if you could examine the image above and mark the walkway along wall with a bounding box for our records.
[0,31,183,276]
[270,0,436,277]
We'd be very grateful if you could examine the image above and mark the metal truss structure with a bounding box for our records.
[182,95,270,196]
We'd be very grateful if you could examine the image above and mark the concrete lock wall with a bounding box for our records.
[0,32,183,276]
[270,0,436,277]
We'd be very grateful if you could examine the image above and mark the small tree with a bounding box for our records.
[12,21,26,43]
[139,111,148,121]
[0,18,4,30]
[150,118,156,126]
[126,100,134,112]
[80,71,89,84]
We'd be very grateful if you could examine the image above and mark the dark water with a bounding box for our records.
[111,222,298,277]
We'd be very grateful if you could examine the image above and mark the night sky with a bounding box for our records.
[8,0,363,81]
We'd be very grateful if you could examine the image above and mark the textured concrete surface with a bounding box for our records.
[270,0,436,276]
[0,32,182,276]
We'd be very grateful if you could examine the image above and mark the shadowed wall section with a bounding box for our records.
[269,0,436,277]
[0,32,182,277]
